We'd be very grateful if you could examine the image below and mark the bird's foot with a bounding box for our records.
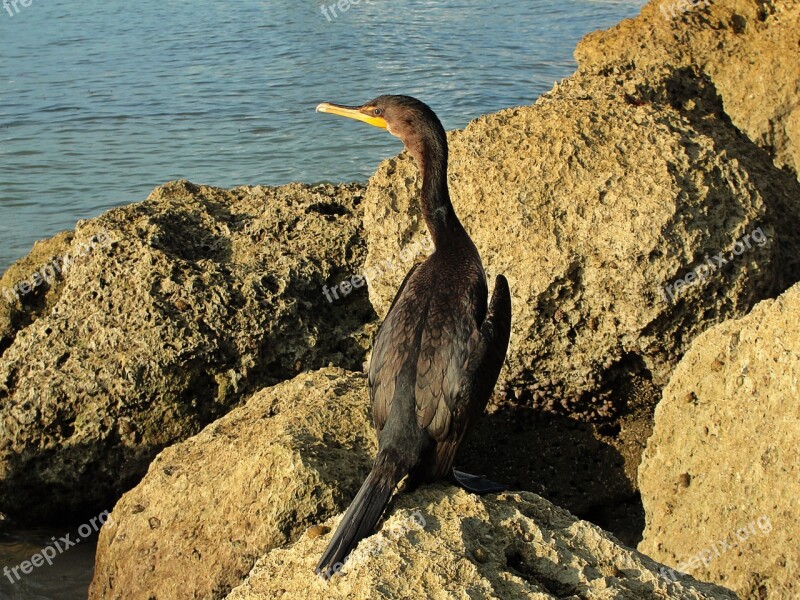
[451,469,508,495]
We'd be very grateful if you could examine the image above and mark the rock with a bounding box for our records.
[89,368,376,600]
[0,181,375,523]
[575,0,800,180]
[226,486,737,600]
[458,396,659,548]
[362,71,800,414]
[0,231,74,352]
[638,283,800,598]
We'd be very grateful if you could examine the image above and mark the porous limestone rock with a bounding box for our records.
[575,0,800,179]
[0,181,375,522]
[0,231,74,353]
[362,72,800,418]
[227,486,738,600]
[89,368,376,600]
[638,283,800,598]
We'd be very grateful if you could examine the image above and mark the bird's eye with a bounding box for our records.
[373,108,383,116]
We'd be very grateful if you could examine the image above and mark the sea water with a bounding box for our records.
[0,0,646,272]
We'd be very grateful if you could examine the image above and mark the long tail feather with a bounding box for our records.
[315,452,404,578]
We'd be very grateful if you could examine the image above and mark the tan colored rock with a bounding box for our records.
[638,283,800,598]
[227,486,737,600]
[89,368,376,600]
[575,0,800,179]
[363,73,800,416]
[0,181,374,523]
[0,231,74,351]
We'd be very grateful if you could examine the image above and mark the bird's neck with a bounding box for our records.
[411,136,466,249]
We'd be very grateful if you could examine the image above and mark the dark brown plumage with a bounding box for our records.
[314,95,511,578]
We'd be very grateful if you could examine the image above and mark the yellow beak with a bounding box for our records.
[316,102,388,129]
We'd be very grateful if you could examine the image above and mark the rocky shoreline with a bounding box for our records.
[2,0,798,598]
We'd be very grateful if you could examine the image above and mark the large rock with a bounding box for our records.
[363,72,800,419]
[0,181,375,523]
[576,0,800,180]
[227,486,737,600]
[638,283,800,598]
[89,368,375,600]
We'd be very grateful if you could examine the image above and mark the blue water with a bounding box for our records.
[0,0,645,273]
[0,2,648,598]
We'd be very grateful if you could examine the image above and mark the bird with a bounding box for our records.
[314,95,511,578]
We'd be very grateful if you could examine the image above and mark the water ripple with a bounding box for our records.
[0,0,645,273]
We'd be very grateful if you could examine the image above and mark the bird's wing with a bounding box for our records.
[369,264,420,434]
[414,299,479,441]
[425,275,511,477]
[468,274,512,405]
[372,268,511,479]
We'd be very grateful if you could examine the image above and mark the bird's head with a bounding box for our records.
[316,95,445,158]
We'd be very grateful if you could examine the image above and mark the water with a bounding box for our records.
[0,0,645,273]
[0,1,647,598]
[0,527,97,600]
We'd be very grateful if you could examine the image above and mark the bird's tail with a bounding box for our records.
[315,450,405,578]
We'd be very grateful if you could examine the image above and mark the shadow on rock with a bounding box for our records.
[458,406,645,547]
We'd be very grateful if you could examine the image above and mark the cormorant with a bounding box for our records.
[314,95,511,577]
